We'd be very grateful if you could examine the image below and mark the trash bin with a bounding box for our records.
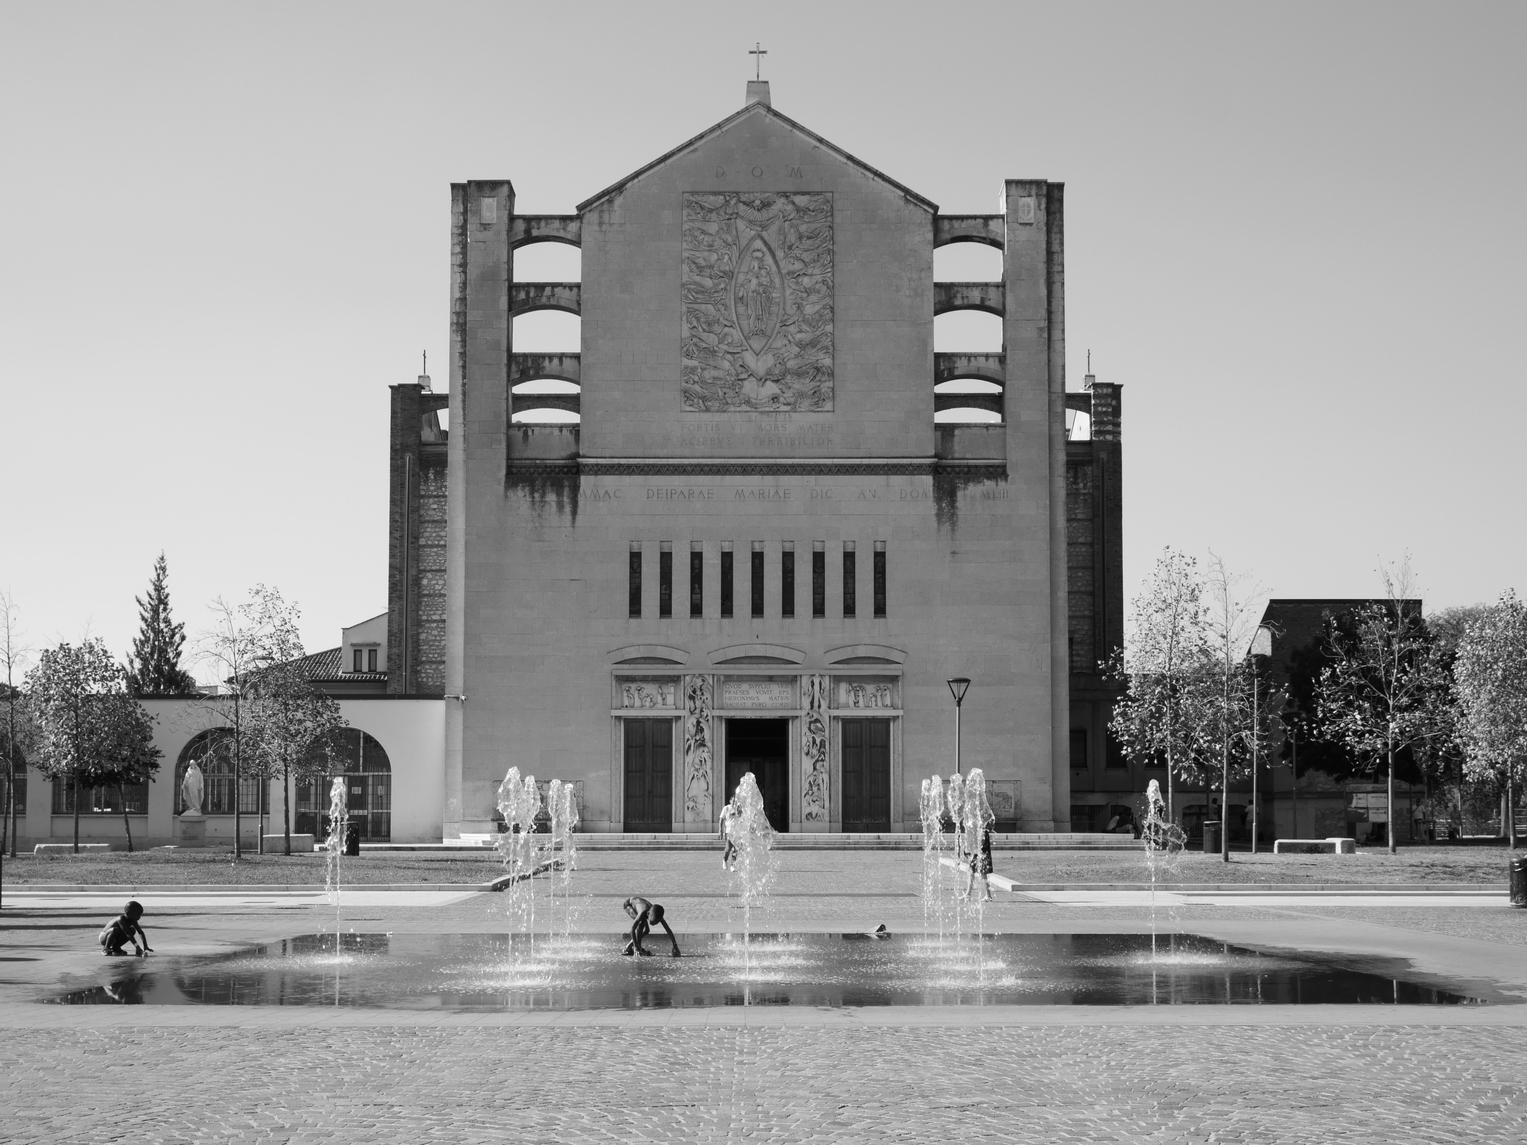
[1202,821,1220,854]
[344,822,361,857]
[1510,855,1527,908]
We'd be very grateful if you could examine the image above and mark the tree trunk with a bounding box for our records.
[1220,742,1230,863]
[283,761,292,856]
[119,783,134,853]
[233,697,242,862]
[72,774,80,854]
[1387,746,1397,855]
[1510,775,1518,850]
[1291,728,1299,839]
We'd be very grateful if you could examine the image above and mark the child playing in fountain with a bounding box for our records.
[962,826,994,903]
[622,896,681,957]
[718,800,739,870]
[98,900,153,957]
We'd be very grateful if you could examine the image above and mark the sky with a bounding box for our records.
[2,1,1523,676]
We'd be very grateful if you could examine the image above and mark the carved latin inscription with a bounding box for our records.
[681,193,834,412]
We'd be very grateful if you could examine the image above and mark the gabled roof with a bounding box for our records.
[287,647,388,684]
[576,101,937,215]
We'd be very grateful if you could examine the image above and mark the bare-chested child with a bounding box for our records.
[98,900,153,957]
[621,896,680,957]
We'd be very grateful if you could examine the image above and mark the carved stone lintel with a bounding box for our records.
[682,674,713,822]
[681,193,834,412]
[801,673,830,822]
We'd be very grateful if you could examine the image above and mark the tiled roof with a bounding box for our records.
[288,647,387,683]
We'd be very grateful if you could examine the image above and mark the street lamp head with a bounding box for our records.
[947,677,971,705]
[1251,625,1273,659]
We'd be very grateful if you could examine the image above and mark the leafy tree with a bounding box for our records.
[243,661,346,855]
[127,553,197,696]
[1315,561,1446,854]
[1453,590,1527,849]
[1107,548,1215,819]
[192,586,305,859]
[26,640,160,853]
[81,691,162,852]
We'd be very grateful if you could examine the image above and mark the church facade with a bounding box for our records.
[385,82,1124,839]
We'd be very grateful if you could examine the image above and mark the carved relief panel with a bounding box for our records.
[801,674,830,823]
[681,674,713,822]
[619,680,678,709]
[836,678,897,709]
[680,192,834,412]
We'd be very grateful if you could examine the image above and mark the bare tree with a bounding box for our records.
[1453,590,1527,849]
[1315,559,1445,855]
[193,586,304,860]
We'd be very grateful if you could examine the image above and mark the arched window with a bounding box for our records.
[295,730,392,842]
[175,729,269,816]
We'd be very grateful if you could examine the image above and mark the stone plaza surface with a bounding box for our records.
[2,851,1525,1143]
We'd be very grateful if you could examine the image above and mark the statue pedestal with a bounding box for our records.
[178,812,206,847]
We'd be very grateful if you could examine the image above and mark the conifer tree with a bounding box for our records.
[127,553,197,696]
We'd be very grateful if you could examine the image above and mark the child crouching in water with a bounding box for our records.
[99,900,153,957]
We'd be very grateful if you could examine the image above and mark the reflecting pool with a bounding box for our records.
[51,931,1501,1009]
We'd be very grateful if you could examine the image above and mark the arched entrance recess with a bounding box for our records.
[296,730,392,842]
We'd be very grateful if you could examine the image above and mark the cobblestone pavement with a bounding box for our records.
[4,850,1526,1142]
[3,1025,1524,1143]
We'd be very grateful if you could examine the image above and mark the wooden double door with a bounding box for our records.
[623,718,672,831]
[841,718,891,832]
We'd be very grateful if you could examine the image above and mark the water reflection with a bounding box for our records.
[50,932,1499,1010]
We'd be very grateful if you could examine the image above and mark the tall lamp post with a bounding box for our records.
[947,677,971,775]
[1250,624,1273,854]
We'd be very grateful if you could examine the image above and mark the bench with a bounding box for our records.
[262,833,316,854]
[1273,837,1357,855]
[33,843,113,855]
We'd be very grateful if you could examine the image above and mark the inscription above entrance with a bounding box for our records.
[722,679,795,708]
[681,192,834,413]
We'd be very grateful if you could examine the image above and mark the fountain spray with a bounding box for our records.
[944,771,966,950]
[724,772,775,987]
[962,768,995,986]
[919,776,946,947]
[323,777,347,956]
[495,767,544,956]
[1141,778,1187,962]
[556,781,579,939]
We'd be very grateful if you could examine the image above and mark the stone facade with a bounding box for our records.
[384,85,1123,837]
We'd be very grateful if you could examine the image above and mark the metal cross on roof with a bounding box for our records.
[750,42,767,80]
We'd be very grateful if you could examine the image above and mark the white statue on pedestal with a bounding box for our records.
[181,760,205,817]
